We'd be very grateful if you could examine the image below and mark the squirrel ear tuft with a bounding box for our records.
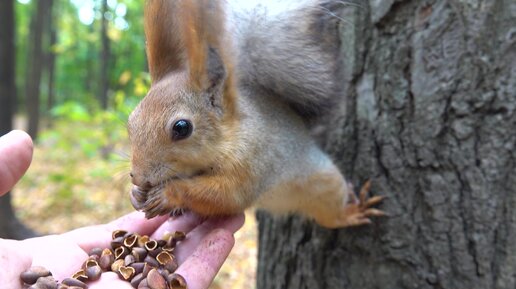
[144,0,184,81]
[144,0,238,117]
[180,0,228,92]
[181,0,238,117]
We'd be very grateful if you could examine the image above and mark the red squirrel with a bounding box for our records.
[128,0,386,228]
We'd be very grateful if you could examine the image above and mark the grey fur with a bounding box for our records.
[229,0,347,117]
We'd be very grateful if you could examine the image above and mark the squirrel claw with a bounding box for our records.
[130,185,172,218]
[130,192,144,211]
[338,181,387,228]
[361,195,386,209]
[130,186,147,211]
[358,179,371,204]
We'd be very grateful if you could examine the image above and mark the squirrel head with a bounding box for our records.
[128,0,239,205]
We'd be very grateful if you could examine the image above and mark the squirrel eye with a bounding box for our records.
[171,119,193,141]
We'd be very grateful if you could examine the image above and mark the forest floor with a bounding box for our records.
[13,132,258,289]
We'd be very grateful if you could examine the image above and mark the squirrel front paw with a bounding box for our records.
[130,185,180,218]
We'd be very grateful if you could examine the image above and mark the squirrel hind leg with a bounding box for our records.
[306,175,387,229]
[260,169,387,229]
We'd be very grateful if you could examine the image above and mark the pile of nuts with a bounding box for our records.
[20,230,188,289]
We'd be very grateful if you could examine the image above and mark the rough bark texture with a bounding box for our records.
[257,1,516,289]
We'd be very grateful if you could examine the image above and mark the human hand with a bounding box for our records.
[2,211,245,289]
[0,130,245,289]
[0,130,33,195]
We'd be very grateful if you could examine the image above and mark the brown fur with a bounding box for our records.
[144,0,184,81]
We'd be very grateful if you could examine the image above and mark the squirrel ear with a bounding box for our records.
[181,0,238,116]
[145,0,237,116]
[202,45,228,111]
[181,0,225,91]
[144,0,184,81]
[205,46,226,91]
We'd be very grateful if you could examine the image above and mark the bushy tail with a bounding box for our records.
[229,0,348,116]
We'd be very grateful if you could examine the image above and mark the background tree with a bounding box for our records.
[99,0,111,109]
[26,0,53,139]
[44,0,58,121]
[0,0,36,240]
[1,0,149,240]
[257,1,516,288]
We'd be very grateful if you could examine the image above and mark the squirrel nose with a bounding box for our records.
[130,172,153,190]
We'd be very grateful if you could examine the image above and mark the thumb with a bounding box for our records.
[0,130,33,195]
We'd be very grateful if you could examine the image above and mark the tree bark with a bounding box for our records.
[257,1,516,289]
[0,0,37,240]
[99,0,111,110]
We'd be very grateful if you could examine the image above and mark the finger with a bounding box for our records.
[0,239,32,289]
[149,211,204,240]
[61,211,169,253]
[170,213,245,264]
[175,229,235,289]
[23,235,90,281]
[88,272,133,289]
[0,130,33,195]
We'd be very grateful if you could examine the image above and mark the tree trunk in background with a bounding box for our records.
[0,2,15,130]
[0,0,37,240]
[257,1,516,289]
[45,0,57,122]
[99,0,110,109]
[26,0,52,139]
[85,24,95,96]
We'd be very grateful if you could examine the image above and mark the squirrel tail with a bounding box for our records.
[229,0,348,116]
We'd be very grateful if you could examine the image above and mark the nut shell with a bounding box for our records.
[147,268,167,289]
[61,277,87,288]
[168,273,187,289]
[21,266,52,285]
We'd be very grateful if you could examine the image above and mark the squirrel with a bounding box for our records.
[128,0,386,229]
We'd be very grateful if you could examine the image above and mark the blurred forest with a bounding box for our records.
[0,1,257,288]
[2,0,150,239]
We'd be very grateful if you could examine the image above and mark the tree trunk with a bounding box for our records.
[85,24,95,96]
[26,0,52,139]
[99,0,110,110]
[45,0,56,121]
[0,0,37,240]
[0,2,15,131]
[256,1,516,289]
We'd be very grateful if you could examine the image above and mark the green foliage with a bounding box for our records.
[43,79,146,159]
[14,0,152,206]
[15,0,33,100]
[16,0,149,112]
[27,91,144,207]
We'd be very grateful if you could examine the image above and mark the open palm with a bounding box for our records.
[0,130,244,289]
